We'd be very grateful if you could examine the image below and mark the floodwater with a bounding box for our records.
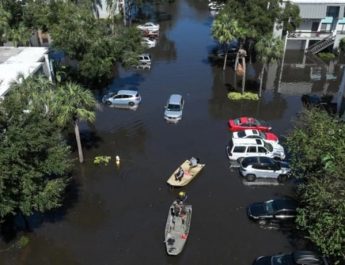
[1,0,344,264]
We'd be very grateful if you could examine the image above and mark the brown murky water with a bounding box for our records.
[1,0,344,264]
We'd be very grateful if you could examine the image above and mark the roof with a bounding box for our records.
[231,138,264,145]
[117,90,139,96]
[0,47,48,98]
[168,94,183,104]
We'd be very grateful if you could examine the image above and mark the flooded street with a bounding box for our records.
[1,0,344,264]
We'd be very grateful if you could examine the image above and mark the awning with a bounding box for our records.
[321,16,333,24]
[338,18,345,24]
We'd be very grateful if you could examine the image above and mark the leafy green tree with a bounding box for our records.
[0,77,71,226]
[53,82,97,163]
[0,4,11,44]
[8,22,31,47]
[212,15,244,70]
[255,35,283,97]
[287,109,345,261]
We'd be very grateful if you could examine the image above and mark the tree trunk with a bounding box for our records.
[241,57,246,94]
[223,46,228,71]
[74,121,84,163]
[234,52,239,90]
[259,65,265,97]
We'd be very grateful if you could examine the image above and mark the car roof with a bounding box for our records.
[117,90,139,96]
[168,94,183,104]
[232,138,264,145]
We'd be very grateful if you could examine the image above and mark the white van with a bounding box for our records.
[226,138,285,161]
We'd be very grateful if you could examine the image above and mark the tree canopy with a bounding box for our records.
[0,76,71,222]
[287,109,345,261]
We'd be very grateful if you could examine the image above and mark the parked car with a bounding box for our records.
[141,37,157,48]
[102,90,141,109]
[232,129,279,144]
[239,156,290,182]
[301,94,337,115]
[247,198,298,225]
[226,138,286,161]
[164,94,184,123]
[228,117,272,132]
[137,22,160,32]
[253,251,328,265]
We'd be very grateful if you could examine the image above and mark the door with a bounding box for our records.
[311,22,319,32]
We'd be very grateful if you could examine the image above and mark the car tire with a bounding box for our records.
[245,174,256,182]
[278,174,288,183]
[128,102,135,107]
[105,101,112,105]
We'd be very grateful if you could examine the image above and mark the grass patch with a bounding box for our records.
[227,92,259,101]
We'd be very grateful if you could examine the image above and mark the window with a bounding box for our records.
[326,6,339,18]
[258,147,267,153]
[247,146,257,153]
[233,146,246,153]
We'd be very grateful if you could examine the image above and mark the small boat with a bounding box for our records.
[164,201,192,256]
[167,158,205,187]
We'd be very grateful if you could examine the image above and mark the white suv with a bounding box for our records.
[226,138,285,161]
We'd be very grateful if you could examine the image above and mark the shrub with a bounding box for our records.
[227,92,259,101]
[94,156,112,166]
[318,52,335,62]
[339,37,345,52]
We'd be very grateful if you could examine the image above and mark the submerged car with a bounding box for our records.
[102,90,141,109]
[228,117,272,132]
[164,94,184,123]
[232,129,279,144]
[137,22,160,32]
[239,156,290,182]
[247,198,298,225]
[141,37,157,48]
[253,251,328,265]
[301,94,337,115]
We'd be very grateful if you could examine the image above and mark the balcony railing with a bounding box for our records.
[288,31,332,39]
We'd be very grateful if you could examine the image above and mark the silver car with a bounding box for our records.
[164,94,184,123]
[239,156,291,183]
[102,90,141,109]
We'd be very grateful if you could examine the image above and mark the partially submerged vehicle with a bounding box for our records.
[164,200,192,256]
[167,157,205,187]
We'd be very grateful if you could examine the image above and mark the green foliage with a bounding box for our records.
[15,235,30,249]
[255,35,284,65]
[318,52,336,62]
[94,156,112,166]
[339,37,345,52]
[0,4,11,44]
[227,92,259,101]
[287,109,345,260]
[0,76,71,221]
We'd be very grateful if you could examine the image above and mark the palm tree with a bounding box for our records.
[0,5,11,44]
[255,35,284,97]
[53,82,97,163]
[212,14,242,70]
[8,23,31,47]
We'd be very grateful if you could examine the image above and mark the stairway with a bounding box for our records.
[306,34,335,54]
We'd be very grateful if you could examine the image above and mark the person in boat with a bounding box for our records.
[175,167,184,181]
[189,157,199,168]
[172,201,181,216]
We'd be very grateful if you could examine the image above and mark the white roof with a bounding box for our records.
[0,47,48,98]
[288,0,345,3]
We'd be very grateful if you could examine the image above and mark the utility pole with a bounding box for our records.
[336,66,345,116]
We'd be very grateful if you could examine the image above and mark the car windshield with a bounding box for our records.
[265,200,275,214]
[234,118,240,125]
[237,131,246,138]
[258,131,266,139]
[272,254,293,265]
[264,142,273,152]
[167,104,181,111]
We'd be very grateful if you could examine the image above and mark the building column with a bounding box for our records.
[304,39,310,51]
